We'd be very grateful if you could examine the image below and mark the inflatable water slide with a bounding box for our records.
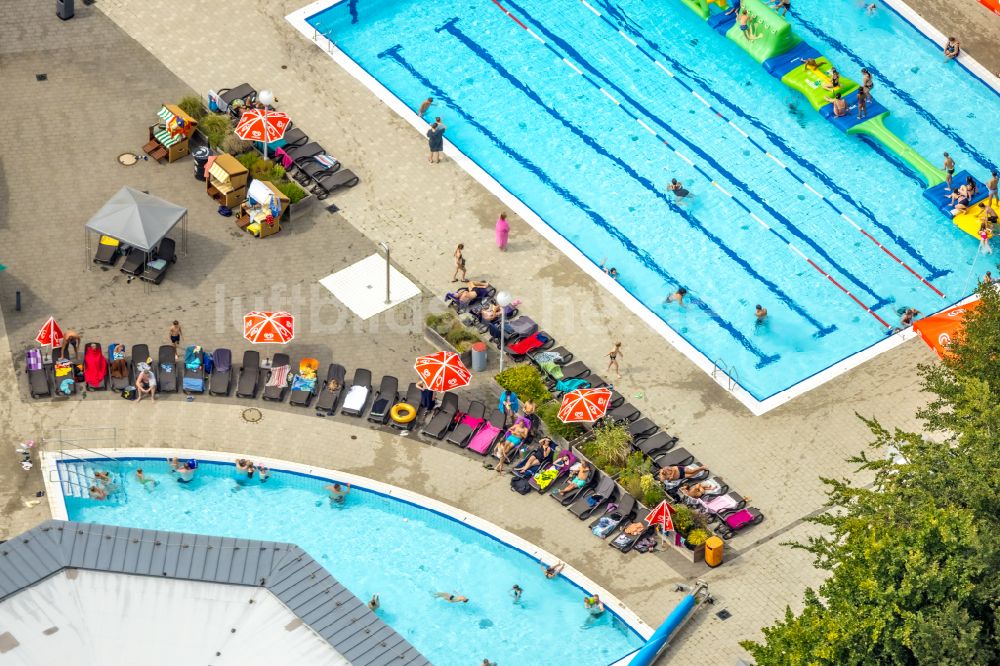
[681,0,991,239]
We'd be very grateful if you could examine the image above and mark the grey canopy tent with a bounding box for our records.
[84,186,187,270]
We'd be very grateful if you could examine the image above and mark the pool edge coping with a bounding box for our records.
[41,447,656,644]
[284,1,995,416]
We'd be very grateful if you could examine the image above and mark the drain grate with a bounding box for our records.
[241,407,263,424]
[325,203,340,214]
[716,609,732,620]
[35,74,47,82]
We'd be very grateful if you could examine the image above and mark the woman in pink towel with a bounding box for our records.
[495,212,510,251]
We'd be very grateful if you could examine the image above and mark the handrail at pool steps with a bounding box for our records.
[679,0,985,240]
[711,358,740,391]
[43,429,128,504]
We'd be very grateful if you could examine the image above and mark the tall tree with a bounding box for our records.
[742,284,1000,665]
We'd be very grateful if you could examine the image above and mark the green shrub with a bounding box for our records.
[222,134,254,156]
[445,322,480,348]
[672,504,695,535]
[685,528,710,547]
[581,423,632,474]
[273,180,308,204]
[249,158,285,182]
[495,364,551,404]
[177,95,206,121]
[236,151,261,171]
[425,312,451,329]
[640,475,666,507]
[199,113,232,149]
[537,401,583,441]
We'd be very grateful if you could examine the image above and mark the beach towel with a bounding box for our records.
[266,365,290,388]
[184,346,203,371]
[26,349,42,372]
[531,351,564,365]
[539,360,563,380]
[592,514,621,538]
[290,375,317,392]
[313,154,338,168]
[467,423,502,454]
[341,384,368,412]
[555,377,589,393]
[700,493,739,514]
[533,468,558,490]
[84,345,107,388]
[498,390,519,414]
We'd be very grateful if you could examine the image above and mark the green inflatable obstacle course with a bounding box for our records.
[781,57,858,110]
[679,0,728,20]
[847,115,947,188]
[725,0,800,63]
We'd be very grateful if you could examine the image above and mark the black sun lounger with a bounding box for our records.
[140,238,176,285]
[51,350,76,399]
[182,347,207,394]
[218,83,257,116]
[209,348,233,396]
[446,400,486,447]
[610,508,652,553]
[529,345,573,366]
[262,353,291,402]
[626,418,658,439]
[294,154,341,185]
[157,345,178,393]
[120,247,145,276]
[279,127,308,149]
[282,141,324,163]
[236,350,261,398]
[108,346,131,392]
[568,472,617,519]
[367,375,400,424]
[390,382,423,431]
[340,368,372,417]
[552,462,595,506]
[130,344,152,385]
[653,447,695,470]
[589,493,636,539]
[93,237,120,266]
[26,349,50,398]
[421,392,459,440]
[311,169,360,199]
[545,360,589,383]
[635,431,678,457]
[606,402,640,423]
[314,363,346,414]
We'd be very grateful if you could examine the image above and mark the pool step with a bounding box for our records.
[60,463,127,504]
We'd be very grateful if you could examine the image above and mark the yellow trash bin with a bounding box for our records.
[705,536,725,568]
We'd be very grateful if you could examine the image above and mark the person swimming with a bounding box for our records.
[665,287,688,306]
[325,482,351,504]
[755,304,768,326]
[368,594,380,611]
[511,585,523,603]
[543,562,565,579]
[435,592,469,603]
[584,595,605,616]
[136,468,158,491]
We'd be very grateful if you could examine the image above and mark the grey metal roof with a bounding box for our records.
[0,520,430,666]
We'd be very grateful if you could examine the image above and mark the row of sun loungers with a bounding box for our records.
[444,283,766,542]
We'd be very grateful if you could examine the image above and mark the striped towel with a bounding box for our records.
[266,364,290,387]
[313,154,338,168]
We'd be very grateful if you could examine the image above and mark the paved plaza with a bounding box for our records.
[0,1,997,663]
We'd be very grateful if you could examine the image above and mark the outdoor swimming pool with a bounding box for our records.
[296,0,999,406]
[62,458,646,665]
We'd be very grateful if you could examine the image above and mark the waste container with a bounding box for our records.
[192,145,211,181]
[704,536,725,568]
[57,0,74,20]
[470,341,488,372]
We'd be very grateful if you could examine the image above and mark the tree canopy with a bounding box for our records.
[742,284,1000,665]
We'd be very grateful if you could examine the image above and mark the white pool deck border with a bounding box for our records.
[41,448,655,650]
[285,1,998,416]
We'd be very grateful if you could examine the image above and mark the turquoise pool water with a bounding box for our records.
[63,459,645,665]
[305,0,999,400]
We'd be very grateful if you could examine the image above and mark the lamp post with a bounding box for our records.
[495,291,513,372]
[258,89,274,159]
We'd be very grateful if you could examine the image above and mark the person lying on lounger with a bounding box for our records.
[480,303,503,322]
[110,344,128,378]
[494,422,530,473]
[679,479,722,499]
[556,462,590,496]
[456,281,492,305]
[513,438,554,477]
[657,464,708,483]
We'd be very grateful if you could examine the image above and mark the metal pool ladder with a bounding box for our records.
[711,359,741,392]
[42,427,128,505]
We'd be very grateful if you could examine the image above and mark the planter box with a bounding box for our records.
[662,529,706,564]
[286,190,315,219]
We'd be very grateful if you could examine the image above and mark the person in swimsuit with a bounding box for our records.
[511,585,523,603]
[668,178,690,204]
[825,92,848,117]
[427,121,446,163]
[494,422,529,473]
[856,85,869,120]
[866,3,877,15]
[755,304,768,326]
[513,438,554,477]
[771,0,790,17]
[89,485,108,500]
[899,308,921,326]
[168,320,182,352]
[979,220,993,256]
[434,592,469,603]
[943,153,955,190]
[543,562,566,578]
[665,287,688,307]
[452,244,466,282]
[943,37,960,60]
[325,482,351,504]
[135,368,156,402]
[737,10,759,40]
[986,171,998,208]
[584,595,605,616]
[822,68,841,91]
[169,457,196,483]
[606,341,623,379]
[983,271,996,285]
[860,68,874,94]
[599,258,619,280]
[62,329,81,359]
[136,468,158,491]
[949,184,971,214]
[556,462,590,496]
[418,97,433,117]
[965,175,978,199]
[368,594,380,611]
[657,464,708,482]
